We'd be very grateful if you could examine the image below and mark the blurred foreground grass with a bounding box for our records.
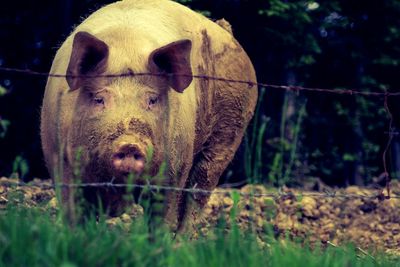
[0,206,399,267]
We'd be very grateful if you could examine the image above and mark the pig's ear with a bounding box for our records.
[66,31,109,91]
[149,39,192,93]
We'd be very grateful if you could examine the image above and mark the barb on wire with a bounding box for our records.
[1,66,400,96]
[1,180,399,199]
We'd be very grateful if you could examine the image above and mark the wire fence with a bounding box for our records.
[0,66,399,200]
[1,179,399,200]
[1,66,400,96]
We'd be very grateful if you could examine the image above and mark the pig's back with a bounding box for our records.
[74,0,234,47]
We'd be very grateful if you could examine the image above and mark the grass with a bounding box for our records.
[245,87,269,183]
[244,88,308,186]
[0,206,398,267]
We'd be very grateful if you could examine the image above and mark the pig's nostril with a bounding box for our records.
[133,152,144,161]
[115,152,126,159]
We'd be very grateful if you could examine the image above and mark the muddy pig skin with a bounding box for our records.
[40,0,258,231]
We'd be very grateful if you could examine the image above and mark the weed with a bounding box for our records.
[11,155,29,179]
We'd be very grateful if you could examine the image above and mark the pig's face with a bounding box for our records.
[65,31,193,184]
[72,75,168,183]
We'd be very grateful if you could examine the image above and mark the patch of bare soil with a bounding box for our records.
[201,183,400,256]
[1,177,399,255]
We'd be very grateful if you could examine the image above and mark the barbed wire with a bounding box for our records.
[0,66,399,199]
[1,66,400,96]
[1,180,399,200]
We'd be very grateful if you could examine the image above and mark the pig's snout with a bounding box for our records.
[112,144,146,175]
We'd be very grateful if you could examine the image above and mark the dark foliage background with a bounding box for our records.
[0,0,399,186]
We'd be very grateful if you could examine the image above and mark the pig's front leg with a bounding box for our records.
[56,167,79,225]
[178,142,239,233]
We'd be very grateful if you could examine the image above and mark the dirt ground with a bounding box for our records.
[1,177,399,256]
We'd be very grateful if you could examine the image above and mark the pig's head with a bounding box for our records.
[65,31,193,188]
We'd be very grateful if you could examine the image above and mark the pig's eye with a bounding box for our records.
[147,96,159,109]
[93,97,105,105]
[89,92,105,106]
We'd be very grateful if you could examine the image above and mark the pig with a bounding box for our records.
[40,0,257,231]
